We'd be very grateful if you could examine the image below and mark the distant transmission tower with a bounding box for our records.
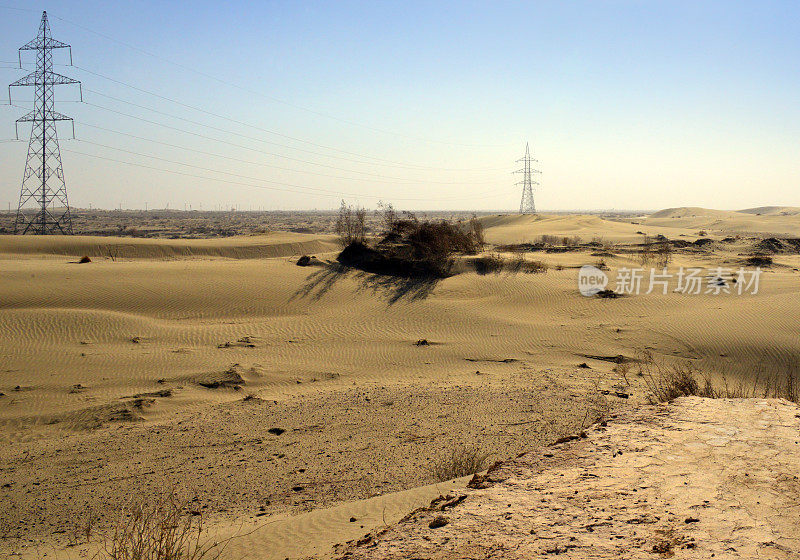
[9,11,81,235]
[514,142,540,214]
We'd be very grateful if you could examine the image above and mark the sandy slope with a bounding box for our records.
[0,210,798,558]
[479,213,668,245]
[0,232,338,260]
[337,396,800,559]
[638,206,800,237]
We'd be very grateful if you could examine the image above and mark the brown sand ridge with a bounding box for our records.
[0,232,339,260]
[337,397,800,560]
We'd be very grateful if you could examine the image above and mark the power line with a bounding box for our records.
[76,121,496,186]
[70,100,497,180]
[47,13,508,149]
[82,88,496,173]
[64,144,501,202]
[77,138,497,197]
[74,65,504,172]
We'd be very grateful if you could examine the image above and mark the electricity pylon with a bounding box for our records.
[9,11,81,235]
[514,142,540,214]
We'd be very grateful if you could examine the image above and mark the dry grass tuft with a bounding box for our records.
[429,445,490,482]
[474,253,505,275]
[637,350,799,404]
[101,494,223,560]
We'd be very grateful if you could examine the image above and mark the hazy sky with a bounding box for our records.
[0,1,797,211]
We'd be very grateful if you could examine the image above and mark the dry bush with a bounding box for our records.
[474,253,505,275]
[639,235,654,265]
[496,255,548,274]
[746,254,772,266]
[539,234,561,246]
[655,240,672,268]
[429,446,490,482]
[522,259,548,273]
[101,494,222,560]
[637,351,799,404]
[338,211,485,277]
[376,200,397,232]
[467,215,486,252]
[637,350,714,402]
[335,200,367,248]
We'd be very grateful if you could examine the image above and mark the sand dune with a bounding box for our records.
[0,232,339,260]
[640,206,800,237]
[479,213,674,245]
[739,206,800,216]
[1,209,798,558]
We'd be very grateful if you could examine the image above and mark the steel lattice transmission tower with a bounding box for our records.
[514,142,540,214]
[9,11,81,235]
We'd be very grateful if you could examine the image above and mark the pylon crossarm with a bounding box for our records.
[10,72,80,87]
[17,110,73,122]
[19,38,70,51]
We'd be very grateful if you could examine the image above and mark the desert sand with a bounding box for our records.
[0,208,798,558]
[336,396,800,559]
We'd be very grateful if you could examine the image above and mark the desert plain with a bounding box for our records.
[0,206,798,559]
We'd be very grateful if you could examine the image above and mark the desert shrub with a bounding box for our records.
[467,215,486,252]
[500,253,547,274]
[539,234,560,246]
[637,352,713,402]
[376,200,397,232]
[474,253,504,275]
[655,239,672,268]
[429,445,490,482]
[102,493,222,560]
[746,254,772,266]
[338,212,485,277]
[639,235,654,265]
[335,200,367,248]
[637,351,798,404]
[522,260,548,274]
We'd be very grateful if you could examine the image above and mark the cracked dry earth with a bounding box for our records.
[336,397,800,559]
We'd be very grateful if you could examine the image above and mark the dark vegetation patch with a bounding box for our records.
[121,389,173,399]
[755,237,800,254]
[596,289,622,299]
[192,365,246,389]
[495,243,542,252]
[581,354,633,364]
[336,202,485,278]
[745,254,773,267]
[429,445,490,482]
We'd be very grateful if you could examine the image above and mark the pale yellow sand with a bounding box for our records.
[338,396,800,559]
[0,211,798,558]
